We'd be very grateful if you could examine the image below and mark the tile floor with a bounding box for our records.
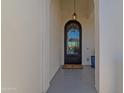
[47,66,97,93]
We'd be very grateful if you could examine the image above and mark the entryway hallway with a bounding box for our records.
[47,66,96,93]
[2,0,122,93]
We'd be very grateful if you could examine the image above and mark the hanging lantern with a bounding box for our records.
[72,12,77,20]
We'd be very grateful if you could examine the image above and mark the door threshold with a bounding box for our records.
[63,64,83,69]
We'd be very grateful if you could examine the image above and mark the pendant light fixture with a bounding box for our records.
[72,0,77,20]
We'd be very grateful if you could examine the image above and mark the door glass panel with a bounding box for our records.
[67,28,80,55]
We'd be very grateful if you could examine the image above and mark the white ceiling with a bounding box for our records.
[60,0,94,18]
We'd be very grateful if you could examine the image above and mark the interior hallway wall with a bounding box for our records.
[98,0,123,93]
[94,0,99,91]
[60,0,95,65]
[2,0,43,93]
[49,0,62,81]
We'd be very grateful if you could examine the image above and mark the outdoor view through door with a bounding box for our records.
[64,20,82,64]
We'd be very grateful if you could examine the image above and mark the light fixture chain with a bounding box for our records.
[72,0,77,20]
[74,0,76,13]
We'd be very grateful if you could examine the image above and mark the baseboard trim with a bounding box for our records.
[49,66,61,84]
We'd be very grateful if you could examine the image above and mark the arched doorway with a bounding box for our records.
[64,20,82,66]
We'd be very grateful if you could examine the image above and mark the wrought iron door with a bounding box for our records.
[64,20,82,64]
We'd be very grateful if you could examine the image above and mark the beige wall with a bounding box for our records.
[2,0,43,93]
[94,0,99,91]
[49,0,62,81]
[40,0,62,92]
[98,0,123,93]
